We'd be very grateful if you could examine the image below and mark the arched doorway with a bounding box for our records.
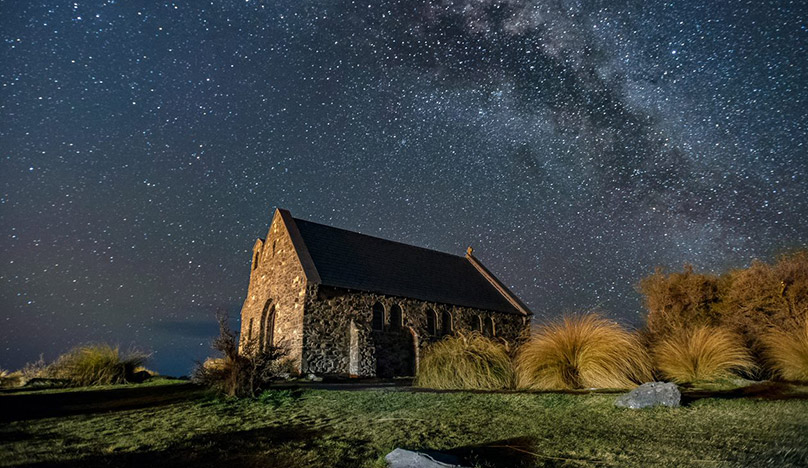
[441,310,453,335]
[372,304,416,377]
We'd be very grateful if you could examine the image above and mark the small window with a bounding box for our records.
[372,302,385,331]
[390,304,403,329]
[272,240,277,256]
[426,309,437,336]
[247,318,254,341]
[253,251,260,270]
[441,311,453,335]
[484,317,495,337]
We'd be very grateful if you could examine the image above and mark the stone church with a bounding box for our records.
[239,208,532,377]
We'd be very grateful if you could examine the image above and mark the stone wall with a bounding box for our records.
[301,284,528,377]
[238,212,307,370]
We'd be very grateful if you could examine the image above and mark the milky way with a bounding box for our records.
[2,1,806,375]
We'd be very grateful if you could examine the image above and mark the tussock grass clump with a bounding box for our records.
[515,314,652,390]
[653,326,754,383]
[762,321,808,382]
[0,369,23,388]
[415,333,514,390]
[51,344,148,387]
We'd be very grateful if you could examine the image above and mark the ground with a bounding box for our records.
[2,380,808,467]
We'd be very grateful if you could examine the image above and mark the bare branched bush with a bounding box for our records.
[20,355,49,384]
[652,326,754,383]
[720,251,808,343]
[638,265,722,341]
[415,332,514,390]
[515,314,652,390]
[193,308,288,397]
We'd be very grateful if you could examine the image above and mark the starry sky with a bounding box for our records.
[2,1,807,376]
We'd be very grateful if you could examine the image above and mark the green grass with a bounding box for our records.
[0,376,185,396]
[2,380,808,467]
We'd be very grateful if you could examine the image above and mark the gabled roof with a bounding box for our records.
[276,209,531,315]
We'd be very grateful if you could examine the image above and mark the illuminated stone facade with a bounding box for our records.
[239,209,531,377]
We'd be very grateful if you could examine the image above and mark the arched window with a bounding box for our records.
[484,317,495,337]
[372,302,385,331]
[441,310,453,335]
[258,300,272,349]
[426,308,437,336]
[390,304,403,329]
[253,251,260,270]
[247,318,254,341]
[471,315,483,333]
[265,305,276,348]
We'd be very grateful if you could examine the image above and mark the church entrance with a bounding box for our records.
[373,327,416,378]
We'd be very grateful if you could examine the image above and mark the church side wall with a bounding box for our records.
[301,285,528,377]
[238,215,307,373]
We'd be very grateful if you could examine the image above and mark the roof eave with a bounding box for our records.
[464,249,533,316]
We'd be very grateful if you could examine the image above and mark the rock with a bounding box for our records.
[615,382,681,409]
[385,448,468,468]
[306,373,323,382]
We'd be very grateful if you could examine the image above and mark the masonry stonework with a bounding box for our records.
[239,208,532,378]
[238,212,307,370]
[301,285,526,376]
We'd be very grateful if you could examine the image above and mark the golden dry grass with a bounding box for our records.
[762,320,808,382]
[515,314,652,390]
[653,326,754,383]
[415,333,514,390]
[50,344,148,387]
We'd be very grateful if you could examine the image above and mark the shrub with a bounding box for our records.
[50,344,148,387]
[761,320,808,382]
[0,369,23,388]
[515,314,652,390]
[638,265,722,340]
[719,251,808,346]
[640,251,808,376]
[652,326,754,383]
[193,308,288,397]
[415,333,514,390]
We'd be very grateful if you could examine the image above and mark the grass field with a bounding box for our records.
[2,380,808,467]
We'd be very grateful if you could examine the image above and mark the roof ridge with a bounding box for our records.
[288,211,528,315]
[292,216,466,260]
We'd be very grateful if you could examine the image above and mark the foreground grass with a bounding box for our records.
[1,376,185,396]
[2,381,808,467]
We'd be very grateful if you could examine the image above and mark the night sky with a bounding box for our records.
[2,1,806,376]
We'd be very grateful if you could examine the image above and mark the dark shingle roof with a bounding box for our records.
[292,217,523,314]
